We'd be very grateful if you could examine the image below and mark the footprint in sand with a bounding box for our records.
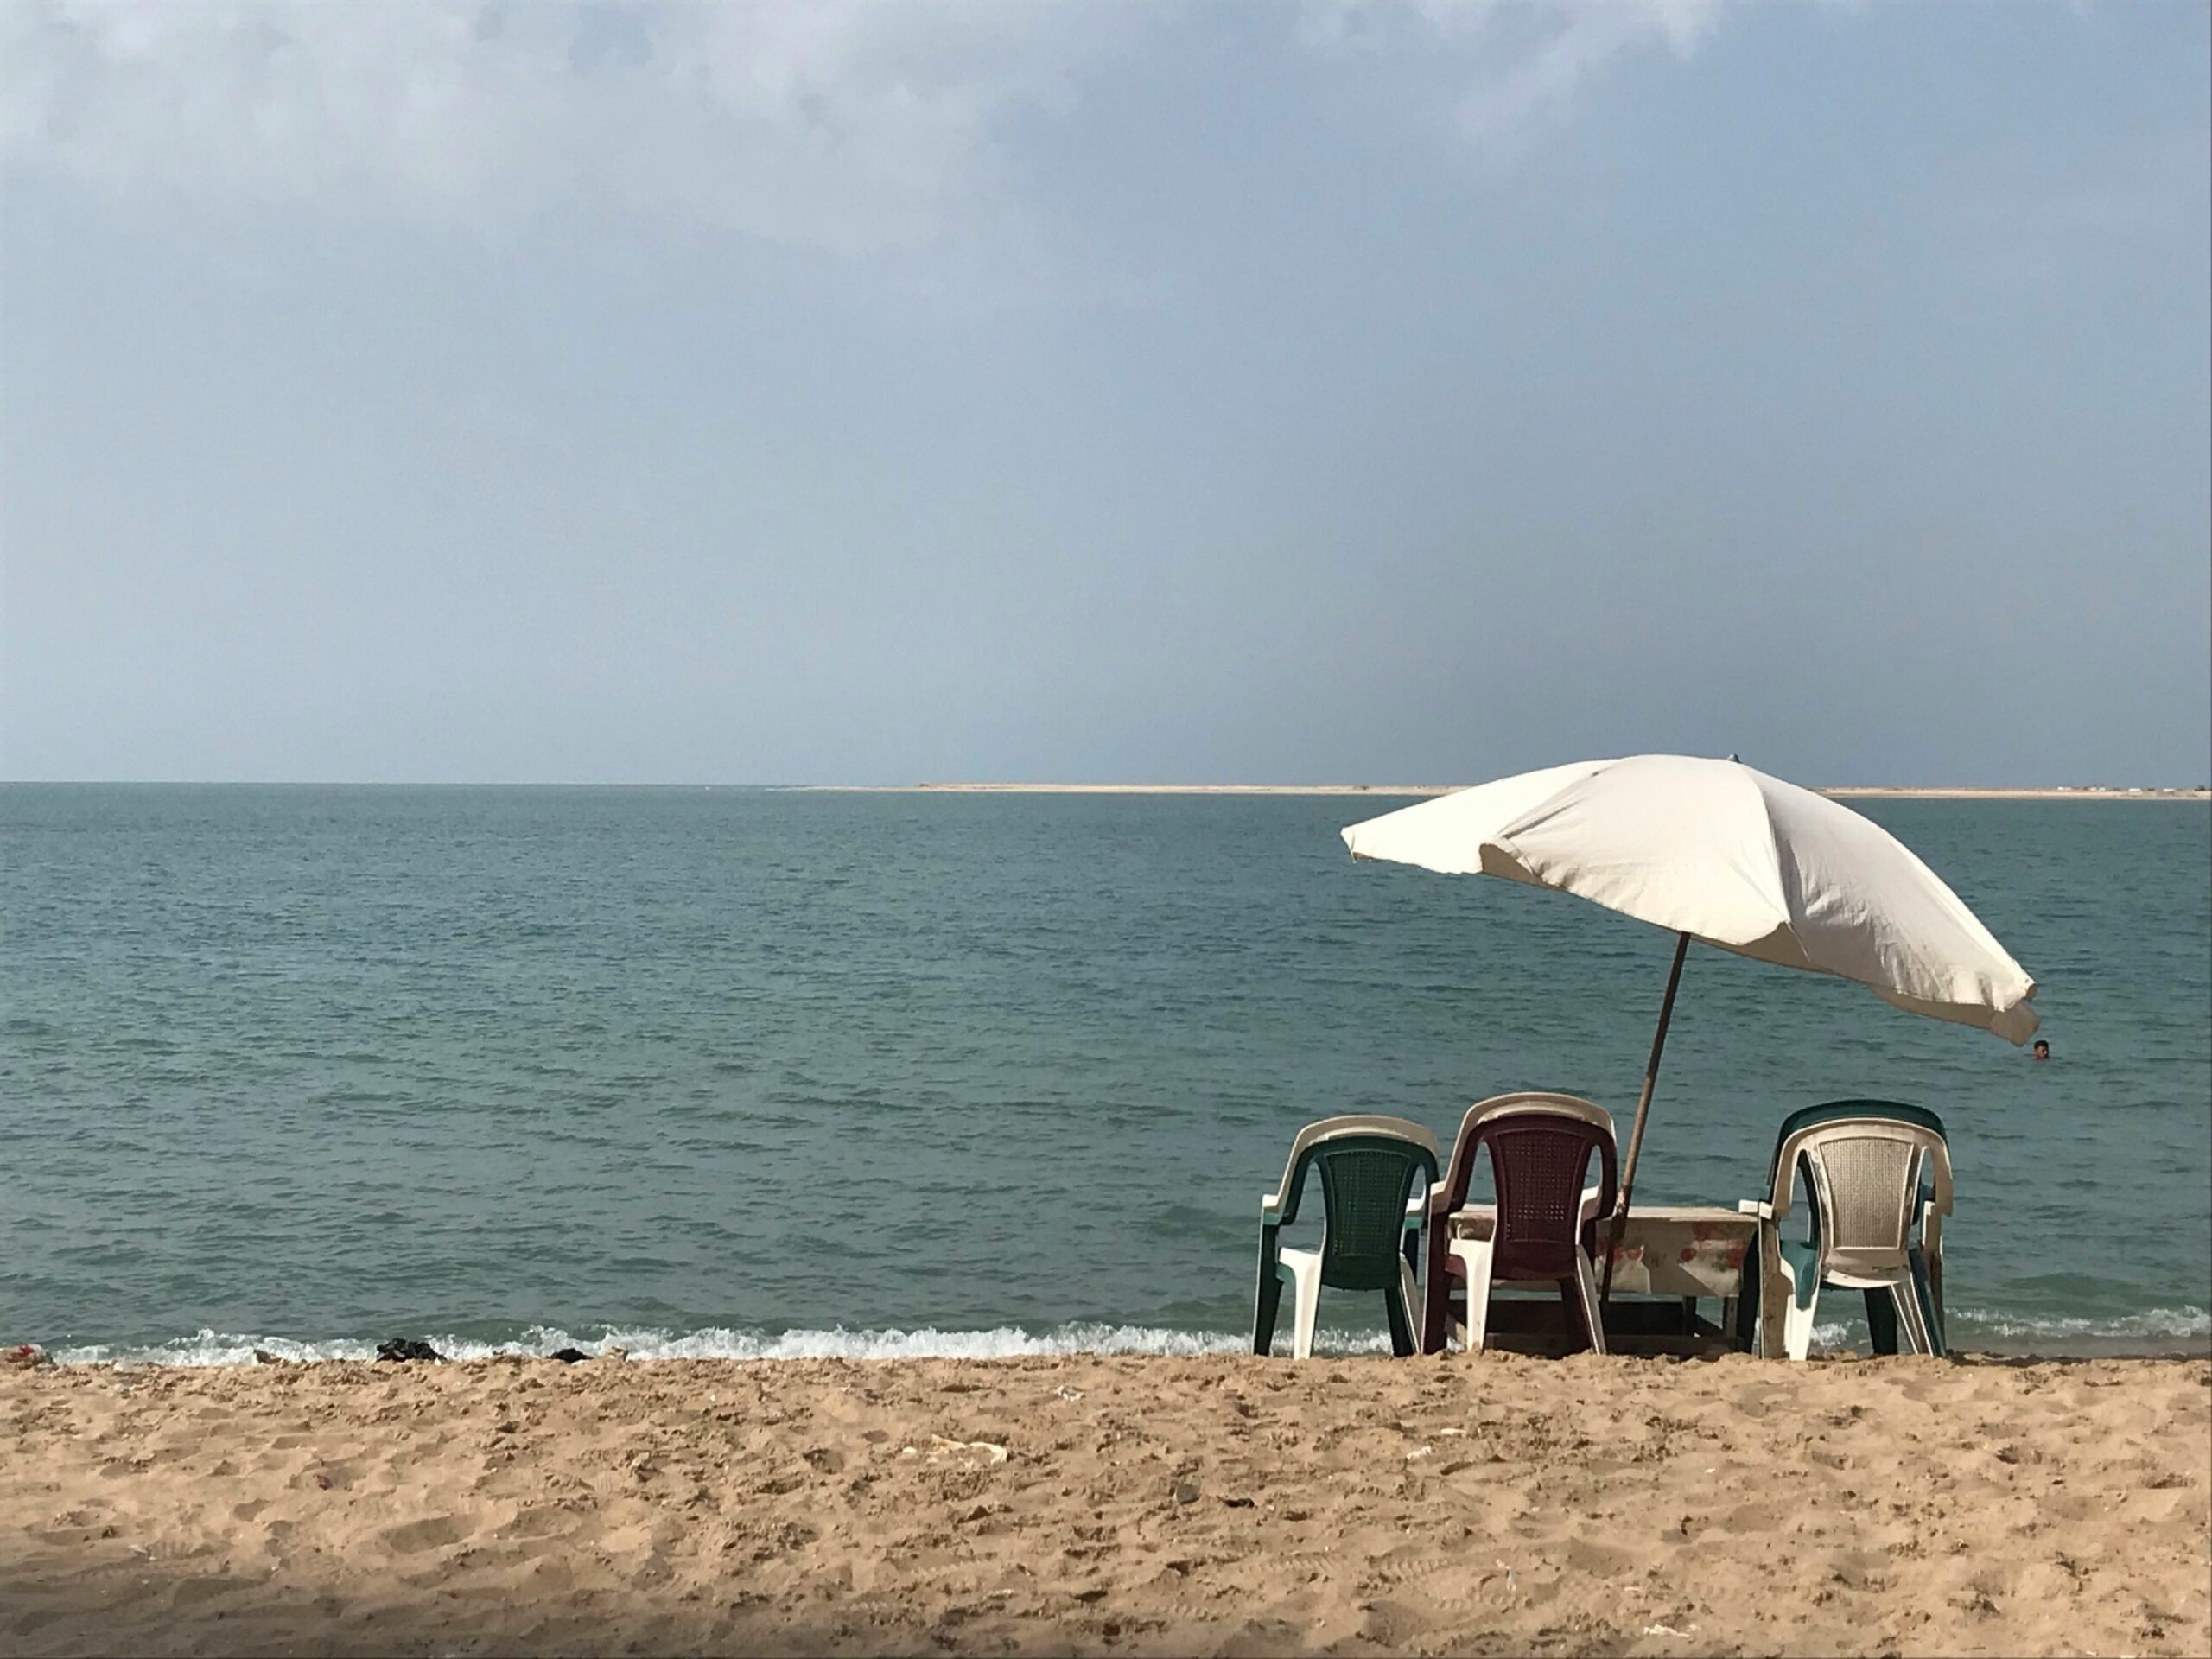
[1559,1536,1637,1580]
[1729,1388,1775,1420]
[381,1514,467,1555]
[1352,1544,1491,1617]
[496,1505,577,1541]
[1217,1616,1305,1656]
[290,1460,359,1492]
[1357,1597,1427,1647]
[28,1523,109,1547]
[1714,1501,1783,1535]
[168,1575,254,1610]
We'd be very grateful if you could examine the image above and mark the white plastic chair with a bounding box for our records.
[1737,1101,1953,1361]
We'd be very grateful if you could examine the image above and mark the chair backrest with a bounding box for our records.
[1440,1093,1616,1281]
[1272,1116,1440,1294]
[1766,1100,1951,1277]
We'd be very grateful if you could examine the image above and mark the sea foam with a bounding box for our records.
[44,1306,2209,1368]
[49,1322,1385,1368]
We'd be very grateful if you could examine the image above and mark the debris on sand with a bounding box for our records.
[927,1435,1009,1465]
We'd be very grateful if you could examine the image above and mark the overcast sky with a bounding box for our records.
[3,0,2206,785]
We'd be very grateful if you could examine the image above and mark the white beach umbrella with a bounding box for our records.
[1340,754,2037,1290]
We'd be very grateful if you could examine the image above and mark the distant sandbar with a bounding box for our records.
[807,783,2210,801]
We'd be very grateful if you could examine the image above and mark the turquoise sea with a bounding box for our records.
[2,785,2206,1363]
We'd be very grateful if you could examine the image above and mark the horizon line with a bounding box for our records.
[3,779,2207,799]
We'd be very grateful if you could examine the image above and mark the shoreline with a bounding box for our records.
[30,1318,2212,1368]
[801,783,2212,800]
[5,1352,2205,1656]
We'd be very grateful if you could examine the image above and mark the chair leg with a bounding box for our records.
[1423,1236,1451,1356]
[1865,1286,1901,1355]
[1757,1231,1792,1359]
[1288,1255,1324,1361]
[1782,1276,1821,1363]
[1386,1255,1422,1357]
[1883,1269,1940,1357]
[1910,1249,1946,1357]
[1733,1237,1764,1354]
[1894,1282,1930,1356]
[1383,1281,1415,1357]
[1449,1238,1494,1356]
[1253,1249,1283,1357]
[1571,1251,1607,1355]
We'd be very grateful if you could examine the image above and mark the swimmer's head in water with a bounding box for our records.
[2031,1039,2050,1060]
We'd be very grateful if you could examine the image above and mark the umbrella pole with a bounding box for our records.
[1600,930,1691,1304]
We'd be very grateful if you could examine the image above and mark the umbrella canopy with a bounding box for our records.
[1341,754,2038,1300]
[1341,753,2037,1041]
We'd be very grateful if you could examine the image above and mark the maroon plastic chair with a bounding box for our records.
[1422,1093,1618,1355]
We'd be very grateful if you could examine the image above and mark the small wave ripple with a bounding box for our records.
[1807,1305,2210,1355]
[1949,1304,2210,1340]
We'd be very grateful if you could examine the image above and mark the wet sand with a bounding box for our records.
[3,1352,2207,1656]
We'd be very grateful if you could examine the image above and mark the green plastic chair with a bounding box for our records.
[1254,1116,1440,1359]
[1734,1100,1952,1360]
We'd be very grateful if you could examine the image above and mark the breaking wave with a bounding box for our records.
[48,1322,1394,1368]
[41,1307,2209,1368]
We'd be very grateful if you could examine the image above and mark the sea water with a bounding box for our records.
[2,785,2205,1363]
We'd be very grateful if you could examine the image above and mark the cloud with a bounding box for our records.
[1,2,1742,250]
[1300,0,1734,146]
[0,1,1109,251]
[1448,1,1732,145]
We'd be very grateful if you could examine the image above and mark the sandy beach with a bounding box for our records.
[4,1353,2206,1657]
